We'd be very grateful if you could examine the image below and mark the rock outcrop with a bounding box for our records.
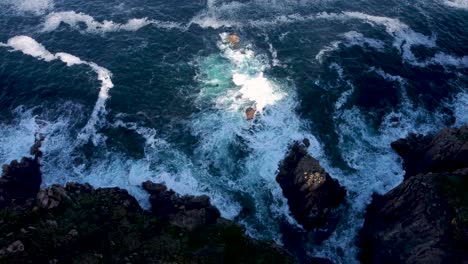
[276,139,346,235]
[0,141,294,263]
[360,126,468,263]
[143,181,221,231]
[0,135,42,207]
[391,126,468,179]
[245,107,256,120]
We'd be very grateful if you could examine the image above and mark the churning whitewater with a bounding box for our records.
[0,0,466,263]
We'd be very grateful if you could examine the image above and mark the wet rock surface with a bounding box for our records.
[391,126,468,179]
[360,126,468,263]
[276,139,346,236]
[245,107,256,120]
[0,142,294,263]
[143,181,221,231]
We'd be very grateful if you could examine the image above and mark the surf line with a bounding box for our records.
[1,35,113,145]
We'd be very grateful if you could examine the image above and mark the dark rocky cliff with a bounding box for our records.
[0,139,294,263]
[359,126,468,264]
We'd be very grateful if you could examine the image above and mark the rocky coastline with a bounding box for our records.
[1,125,467,263]
[0,138,293,263]
[359,125,468,263]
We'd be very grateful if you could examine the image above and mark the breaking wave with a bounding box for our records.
[2,36,113,145]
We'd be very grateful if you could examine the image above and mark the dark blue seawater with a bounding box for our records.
[0,0,467,262]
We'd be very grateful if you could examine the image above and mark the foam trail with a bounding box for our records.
[316,31,385,63]
[43,11,185,33]
[443,0,468,9]
[342,31,385,51]
[329,63,355,110]
[1,0,54,15]
[341,12,436,64]
[316,41,342,64]
[452,92,468,126]
[3,36,114,145]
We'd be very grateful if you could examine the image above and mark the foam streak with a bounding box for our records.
[3,35,114,145]
[43,11,185,33]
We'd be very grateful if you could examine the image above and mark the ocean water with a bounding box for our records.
[0,0,466,262]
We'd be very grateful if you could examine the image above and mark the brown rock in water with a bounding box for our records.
[228,33,240,45]
[391,125,468,179]
[360,126,468,263]
[245,107,256,120]
[276,140,346,236]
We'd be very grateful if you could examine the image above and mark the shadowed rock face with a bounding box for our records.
[143,181,221,231]
[0,135,43,207]
[391,126,468,179]
[360,126,468,264]
[276,139,346,235]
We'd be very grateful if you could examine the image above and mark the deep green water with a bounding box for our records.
[0,0,467,262]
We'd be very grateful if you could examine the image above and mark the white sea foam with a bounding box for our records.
[190,33,322,239]
[1,0,54,15]
[343,31,385,51]
[329,63,355,110]
[0,107,38,165]
[0,104,239,215]
[7,36,55,61]
[3,36,114,145]
[316,41,342,64]
[313,62,449,262]
[452,92,468,126]
[429,52,468,68]
[443,0,468,9]
[341,12,437,65]
[316,31,385,63]
[43,11,184,33]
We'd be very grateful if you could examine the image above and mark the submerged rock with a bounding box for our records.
[360,126,468,263]
[276,139,346,236]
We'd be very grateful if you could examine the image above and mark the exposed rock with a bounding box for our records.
[360,169,468,263]
[0,180,294,263]
[276,140,346,235]
[143,181,221,231]
[0,158,41,207]
[228,33,240,45]
[391,125,468,179]
[360,126,468,263]
[245,107,256,120]
[0,135,43,207]
[37,185,70,209]
[0,142,294,263]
